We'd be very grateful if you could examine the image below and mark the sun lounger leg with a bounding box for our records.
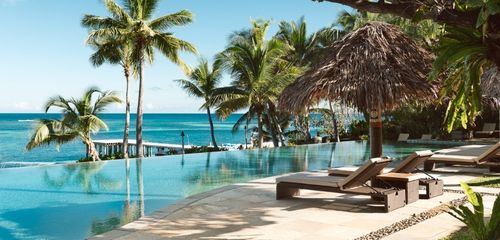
[384,189,406,212]
[276,183,300,199]
[489,166,500,173]
[424,161,436,171]
[372,178,419,204]
[419,179,443,199]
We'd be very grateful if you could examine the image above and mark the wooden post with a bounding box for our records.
[369,107,383,158]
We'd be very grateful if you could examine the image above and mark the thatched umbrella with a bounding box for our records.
[279,22,437,158]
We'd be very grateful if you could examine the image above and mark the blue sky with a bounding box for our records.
[0,0,349,113]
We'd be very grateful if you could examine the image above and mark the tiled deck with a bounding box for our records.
[91,166,498,240]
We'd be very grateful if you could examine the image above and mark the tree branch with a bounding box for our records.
[313,0,477,28]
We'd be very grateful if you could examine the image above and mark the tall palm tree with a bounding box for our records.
[26,87,122,161]
[276,18,342,142]
[85,35,134,158]
[216,20,301,148]
[176,58,222,150]
[82,0,197,157]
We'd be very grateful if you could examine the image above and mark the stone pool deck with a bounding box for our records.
[91,167,499,240]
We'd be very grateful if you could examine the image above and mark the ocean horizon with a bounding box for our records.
[0,113,252,164]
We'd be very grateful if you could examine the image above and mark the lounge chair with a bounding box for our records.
[328,151,443,203]
[397,133,410,142]
[421,134,432,140]
[424,142,500,172]
[475,123,497,137]
[276,157,406,212]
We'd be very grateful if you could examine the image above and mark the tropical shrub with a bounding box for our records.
[448,182,500,240]
[185,146,228,154]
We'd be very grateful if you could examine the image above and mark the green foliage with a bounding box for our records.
[185,146,228,154]
[26,87,122,160]
[431,26,492,132]
[309,106,346,141]
[348,120,369,140]
[215,19,302,147]
[176,58,222,149]
[454,0,500,28]
[83,0,197,156]
[389,104,447,138]
[440,228,472,240]
[448,182,500,240]
[336,11,443,47]
[467,177,500,188]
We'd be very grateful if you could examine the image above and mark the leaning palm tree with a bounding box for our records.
[86,35,134,158]
[216,20,301,148]
[26,87,122,161]
[82,0,197,157]
[176,58,222,150]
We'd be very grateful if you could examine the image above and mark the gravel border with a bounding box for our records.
[354,189,499,240]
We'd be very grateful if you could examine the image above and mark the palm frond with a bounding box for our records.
[175,79,204,98]
[26,119,78,151]
[149,10,193,31]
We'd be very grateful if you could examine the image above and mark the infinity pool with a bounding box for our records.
[0,141,451,239]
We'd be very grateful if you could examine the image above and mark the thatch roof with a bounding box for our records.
[279,21,438,113]
[481,66,500,109]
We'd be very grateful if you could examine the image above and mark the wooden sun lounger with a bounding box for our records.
[475,123,497,137]
[424,142,500,173]
[276,158,406,212]
[328,151,443,202]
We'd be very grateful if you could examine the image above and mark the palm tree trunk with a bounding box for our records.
[84,139,100,161]
[266,111,279,147]
[257,112,264,148]
[206,107,218,150]
[136,58,145,158]
[369,107,383,158]
[85,143,89,159]
[268,102,286,147]
[123,66,131,158]
[305,113,311,141]
[328,101,340,142]
[136,158,144,217]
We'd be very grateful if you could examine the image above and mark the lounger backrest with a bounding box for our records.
[391,150,433,173]
[421,134,432,140]
[483,123,496,132]
[476,142,500,163]
[339,157,392,190]
[397,133,410,141]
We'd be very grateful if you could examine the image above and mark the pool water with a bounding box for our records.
[0,141,451,239]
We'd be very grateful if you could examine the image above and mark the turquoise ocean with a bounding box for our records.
[0,113,248,164]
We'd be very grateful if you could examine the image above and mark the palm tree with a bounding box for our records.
[176,58,222,150]
[26,87,122,161]
[85,35,134,158]
[275,17,319,67]
[276,18,342,142]
[82,0,197,157]
[216,20,301,148]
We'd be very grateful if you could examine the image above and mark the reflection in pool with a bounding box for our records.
[0,141,452,239]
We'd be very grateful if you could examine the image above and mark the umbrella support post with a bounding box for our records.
[370,107,383,158]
